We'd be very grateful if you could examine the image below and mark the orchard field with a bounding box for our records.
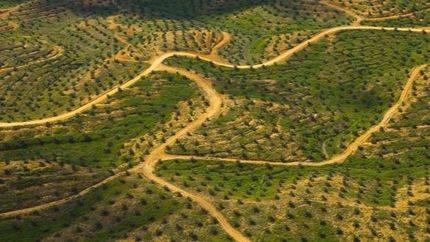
[0,0,429,241]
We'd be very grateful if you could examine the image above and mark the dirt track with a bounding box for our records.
[0,10,429,241]
[0,63,249,242]
[162,64,428,167]
[0,25,427,128]
[321,1,430,24]
[139,65,249,242]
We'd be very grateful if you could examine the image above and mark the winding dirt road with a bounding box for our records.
[0,63,249,242]
[162,64,428,167]
[0,25,427,128]
[139,65,249,242]
[0,10,429,241]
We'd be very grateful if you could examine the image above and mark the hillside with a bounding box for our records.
[0,0,429,241]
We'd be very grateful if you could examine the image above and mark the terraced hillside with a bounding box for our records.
[329,0,429,18]
[157,66,430,241]
[165,30,430,163]
[0,0,429,241]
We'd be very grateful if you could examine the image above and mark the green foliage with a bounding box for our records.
[363,10,430,27]
[167,30,430,162]
[0,73,197,167]
[0,0,28,8]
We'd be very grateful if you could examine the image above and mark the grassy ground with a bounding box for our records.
[0,0,28,8]
[157,156,429,240]
[0,72,201,167]
[0,160,110,213]
[0,0,429,241]
[0,173,231,241]
[0,1,129,121]
[155,68,430,240]
[0,71,206,212]
[115,0,352,64]
[165,29,430,163]
[362,9,430,27]
[327,0,429,17]
[0,0,352,121]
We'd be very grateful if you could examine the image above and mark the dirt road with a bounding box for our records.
[138,65,249,242]
[0,63,249,241]
[0,16,428,242]
[162,64,428,167]
[0,53,425,242]
[1,25,427,128]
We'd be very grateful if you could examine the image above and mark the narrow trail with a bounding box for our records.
[203,31,232,63]
[0,13,429,241]
[139,65,249,242]
[107,15,145,59]
[0,45,64,74]
[362,8,430,22]
[0,63,249,242]
[0,66,221,215]
[162,64,427,167]
[0,171,125,218]
[321,1,429,24]
[211,32,231,56]
[0,55,425,241]
[321,1,363,25]
[0,25,427,128]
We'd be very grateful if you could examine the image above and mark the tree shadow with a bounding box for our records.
[59,0,270,19]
